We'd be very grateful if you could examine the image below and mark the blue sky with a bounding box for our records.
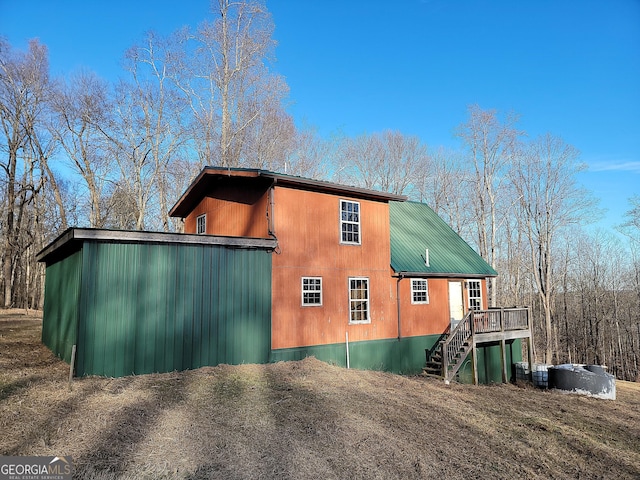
[2,0,639,233]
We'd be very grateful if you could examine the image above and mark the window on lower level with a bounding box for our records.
[411,279,429,304]
[349,277,370,323]
[302,277,322,306]
[467,280,482,310]
[196,214,206,234]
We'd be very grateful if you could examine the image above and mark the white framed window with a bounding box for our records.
[302,277,322,306]
[340,199,361,245]
[411,279,429,304]
[196,214,206,234]
[349,277,370,324]
[467,280,482,310]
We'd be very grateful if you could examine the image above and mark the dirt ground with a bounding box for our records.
[1,310,639,479]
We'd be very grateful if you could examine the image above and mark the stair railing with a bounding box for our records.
[441,310,474,381]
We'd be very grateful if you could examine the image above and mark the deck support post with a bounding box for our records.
[527,336,535,383]
[500,338,508,383]
[500,309,508,383]
[471,340,478,385]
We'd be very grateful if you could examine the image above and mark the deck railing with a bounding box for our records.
[472,307,530,334]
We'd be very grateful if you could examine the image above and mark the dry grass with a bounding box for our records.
[1,310,639,479]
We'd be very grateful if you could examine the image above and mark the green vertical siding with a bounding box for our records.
[64,241,272,377]
[457,340,523,384]
[41,249,82,363]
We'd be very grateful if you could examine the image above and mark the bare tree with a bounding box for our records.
[105,80,156,230]
[0,38,50,307]
[172,0,284,168]
[104,32,190,231]
[286,126,336,179]
[620,196,640,243]
[335,132,382,189]
[510,133,593,363]
[240,82,296,170]
[49,71,113,227]
[417,146,474,239]
[456,105,523,307]
[555,227,640,381]
[120,32,189,231]
[337,130,429,196]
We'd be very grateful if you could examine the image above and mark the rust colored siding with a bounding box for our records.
[184,179,270,238]
[397,277,450,337]
[397,278,489,337]
[481,279,488,309]
[271,187,397,349]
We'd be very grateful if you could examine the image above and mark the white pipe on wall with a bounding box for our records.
[346,331,350,369]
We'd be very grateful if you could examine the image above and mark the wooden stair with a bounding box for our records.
[422,338,473,381]
[423,307,534,384]
[423,348,444,377]
[422,311,475,383]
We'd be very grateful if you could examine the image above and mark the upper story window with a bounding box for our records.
[467,280,482,310]
[411,279,429,304]
[196,214,206,234]
[340,200,361,245]
[349,277,370,324]
[302,277,322,306]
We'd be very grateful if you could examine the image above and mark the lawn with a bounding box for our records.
[1,310,639,479]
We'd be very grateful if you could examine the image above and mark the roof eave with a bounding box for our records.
[258,171,406,202]
[392,270,497,279]
[37,227,277,263]
[169,167,406,218]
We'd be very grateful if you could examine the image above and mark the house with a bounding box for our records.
[38,167,532,383]
[169,167,532,383]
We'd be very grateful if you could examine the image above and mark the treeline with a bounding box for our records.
[1,0,638,380]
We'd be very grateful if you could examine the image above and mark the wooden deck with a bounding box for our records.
[438,307,534,384]
[473,307,532,342]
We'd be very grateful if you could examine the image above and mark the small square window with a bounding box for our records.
[196,214,206,234]
[302,277,322,306]
[411,279,429,304]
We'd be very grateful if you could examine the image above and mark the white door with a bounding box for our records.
[448,281,464,330]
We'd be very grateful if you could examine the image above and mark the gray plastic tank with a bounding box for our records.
[548,364,616,400]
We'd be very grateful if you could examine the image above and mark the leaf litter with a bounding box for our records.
[1,311,639,479]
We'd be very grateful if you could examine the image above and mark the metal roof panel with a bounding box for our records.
[389,201,497,277]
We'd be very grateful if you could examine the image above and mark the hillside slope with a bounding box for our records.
[1,311,639,479]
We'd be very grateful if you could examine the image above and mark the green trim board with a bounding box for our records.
[271,336,524,383]
[270,335,439,375]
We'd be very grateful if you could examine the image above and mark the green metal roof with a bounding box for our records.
[389,201,497,277]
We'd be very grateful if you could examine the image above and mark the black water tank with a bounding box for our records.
[548,364,616,400]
